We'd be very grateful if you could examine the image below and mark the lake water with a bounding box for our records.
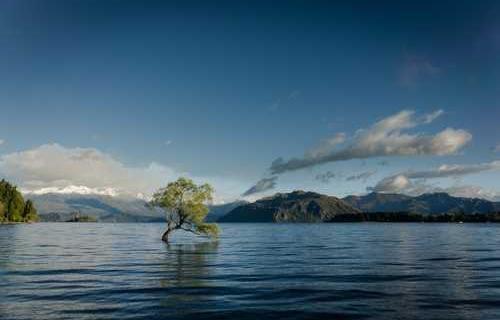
[1,223,500,320]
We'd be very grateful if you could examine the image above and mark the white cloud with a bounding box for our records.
[305,133,345,159]
[370,177,500,201]
[0,139,4,145]
[0,143,177,197]
[270,110,471,174]
[164,140,172,146]
[24,185,119,197]
[443,185,500,201]
[369,160,500,200]
[0,143,246,202]
[371,174,411,193]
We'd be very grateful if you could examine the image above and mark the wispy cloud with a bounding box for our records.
[422,109,444,124]
[269,90,300,111]
[164,140,173,146]
[288,90,301,100]
[306,133,345,159]
[398,55,441,88]
[269,99,281,112]
[315,171,336,183]
[346,170,377,182]
[270,110,471,174]
[378,161,500,185]
[0,139,4,145]
[242,176,278,196]
[495,144,500,153]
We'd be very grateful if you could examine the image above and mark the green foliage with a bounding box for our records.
[0,179,39,223]
[0,201,5,222]
[151,177,219,242]
[23,200,38,222]
[66,213,97,222]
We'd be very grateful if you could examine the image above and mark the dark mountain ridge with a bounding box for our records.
[219,190,361,222]
[343,192,500,215]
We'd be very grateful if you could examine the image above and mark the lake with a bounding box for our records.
[1,223,500,320]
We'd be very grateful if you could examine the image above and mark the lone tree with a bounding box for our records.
[150,177,219,243]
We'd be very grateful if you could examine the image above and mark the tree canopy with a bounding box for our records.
[150,177,219,242]
[0,179,39,223]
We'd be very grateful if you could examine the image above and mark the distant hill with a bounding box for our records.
[28,193,164,222]
[219,190,361,222]
[28,193,246,223]
[343,192,500,215]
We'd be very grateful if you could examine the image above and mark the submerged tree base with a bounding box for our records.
[161,229,171,243]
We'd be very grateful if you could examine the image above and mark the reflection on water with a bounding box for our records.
[1,223,500,319]
[158,242,219,309]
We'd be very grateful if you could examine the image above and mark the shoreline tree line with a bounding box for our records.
[327,211,500,223]
[0,179,39,223]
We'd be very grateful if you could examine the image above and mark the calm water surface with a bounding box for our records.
[1,223,500,320]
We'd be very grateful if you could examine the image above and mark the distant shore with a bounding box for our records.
[0,222,34,225]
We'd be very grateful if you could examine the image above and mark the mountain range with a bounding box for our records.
[220,191,500,222]
[343,192,500,215]
[27,191,500,223]
[28,193,244,223]
[28,193,163,222]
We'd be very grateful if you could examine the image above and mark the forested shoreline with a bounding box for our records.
[327,212,500,223]
[0,179,38,223]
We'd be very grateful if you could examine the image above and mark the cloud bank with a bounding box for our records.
[0,143,177,197]
[270,110,471,174]
[26,185,120,197]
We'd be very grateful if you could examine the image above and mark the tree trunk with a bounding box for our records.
[161,229,172,243]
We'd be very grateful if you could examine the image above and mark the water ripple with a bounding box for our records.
[1,223,500,320]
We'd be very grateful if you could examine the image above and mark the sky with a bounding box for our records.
[0,0,499,202]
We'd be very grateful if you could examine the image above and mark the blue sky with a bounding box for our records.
[0,1,499,201]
